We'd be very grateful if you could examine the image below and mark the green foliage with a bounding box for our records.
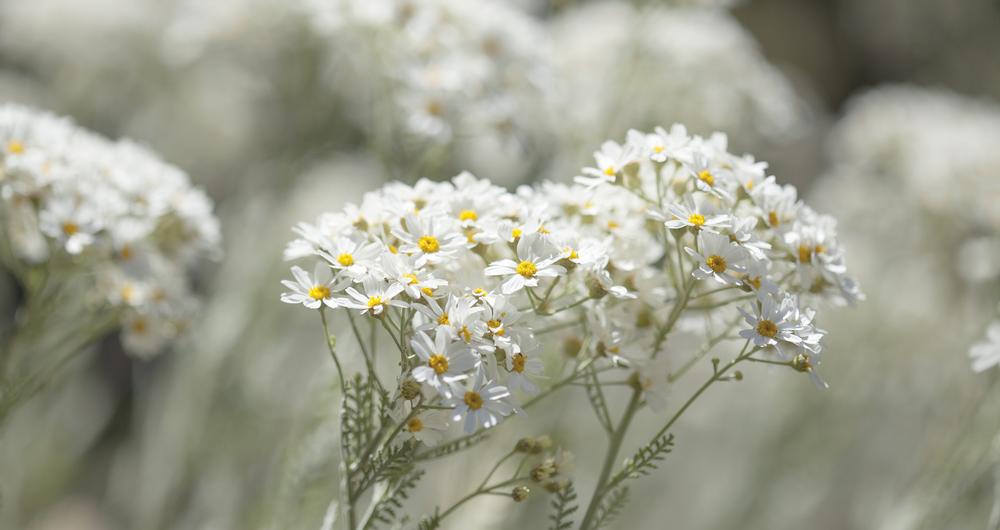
[609,433,675,489]
[583,368,613,433]
[592,486,630,529]
[417,509,441,530]
[413,430,491,461]
[341,374,378,464]
[355,441,418,494]
[548,483,578,530]
[364,468,425,529]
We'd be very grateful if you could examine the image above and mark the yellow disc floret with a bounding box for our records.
[407,417,424,433]
[697,170,715,186]
[464,391,484,410]
[687,213,706,227]
[512,353,527,373]
[428,354,449,375]
[515,260,537,278]
[458,209,478,222]
[337,253,354,267]
[309,285,331,300]
[418,235,440,253]
[706,255,727,274]
[6,140,24,154]
[756,319,778,338]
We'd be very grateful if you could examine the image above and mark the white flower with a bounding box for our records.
[38,198,100,255]
[485,234,565,294]
[394,213,467,267]
[686,231,748,285]
[280,263,342,310]
[410,330,478,397]
[658,196,731,232]
[575,140,637,188]
[319,237,382,279]
[738,292,810,356]
[971,321,1000,372]
[449,370,518,433]
[339,278,408,317]
[505,349,544,395]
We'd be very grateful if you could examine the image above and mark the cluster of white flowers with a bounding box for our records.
[814,86,1000,372]
[282,124,859,437]
[550,3,805,159]
[0,104,221,355]
[304,0,552,143]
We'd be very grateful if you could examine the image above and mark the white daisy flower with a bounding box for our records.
[485,234,565,294]
[449,371,518,433]
[410,330,478,397]
[686,231,748,285]
[575,140,637,188]
[394,213,467,267]
[281,263,342,310]
[339,277,408,317]
[505,350,544,395]
[738,292,810,356]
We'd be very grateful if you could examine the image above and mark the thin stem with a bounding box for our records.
[435,477,521,523]
[579,389,642,530]
[320,309,346,392]
[319,309,355,530]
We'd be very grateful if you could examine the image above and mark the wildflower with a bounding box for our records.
[449,371,519,433]
[485,235,565,294]
[411,330,478,397]
[339,278,408,317]
[686,231,748,285]
[280,263,341,309]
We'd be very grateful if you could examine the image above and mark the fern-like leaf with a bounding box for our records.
[355,441,418,494]
[583,367,613,433]
[592,486,630,529]
[413,430,490,461]
[548,483,578,530]
[607,433,675,490]
[417,509,441,530]
[364,468,425,529]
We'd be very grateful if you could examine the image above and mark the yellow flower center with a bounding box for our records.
[756,319,778,338]
[472,287,487,297]
[603,166,615,176]
[515,260,537,278]
[564,247,579,260]
[420,287,435,296]
[309,285,331,300]
[747,276,762,290]
[460,325,472,343]
[403,273,419,285]
[120,284,134,303]
[687,213,706,227]
[337,253,354,267]
[768,211,780,227]
[512,353,526,373]
[697,170,715,186]
[437,313,450,326]
[428,354,449,375]
[388,245,399,254]
[798,245,813,263]
[62,222,79,236]
[706,255,727,274]
[131,318,148,334]
[511,227,522,239]
[653,145,664,154]
[119,245,133,261]
[418,235,440,253]
[407,417,424,433]
[367,296,384,309]
[459,209,478,222]
[464,391,484,410]
[487,319,502,329]
[6,140,24,154]
[607,220,620,229]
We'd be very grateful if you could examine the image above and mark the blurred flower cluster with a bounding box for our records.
[0,104,220,356]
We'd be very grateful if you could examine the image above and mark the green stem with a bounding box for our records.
[579,389,642,530]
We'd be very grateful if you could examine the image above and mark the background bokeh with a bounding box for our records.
[1,0,999,529]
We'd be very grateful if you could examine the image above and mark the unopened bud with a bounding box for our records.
[400,378,422,401]
[543,479,570,493]
[512,486,530,502]
[791,353,813,373]
[531,459,556,482]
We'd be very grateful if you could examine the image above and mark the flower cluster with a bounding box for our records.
[0,104,221,355]
[550,3,805,161]
[814,86,1000,372]
[305,0,552,143]
[282,124,859,439]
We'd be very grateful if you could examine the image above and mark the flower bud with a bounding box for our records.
[512,486,530,502]
[399,378,422,401]
[531,459,556,482]
[791,353,813,373]
[543,479,570,493]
